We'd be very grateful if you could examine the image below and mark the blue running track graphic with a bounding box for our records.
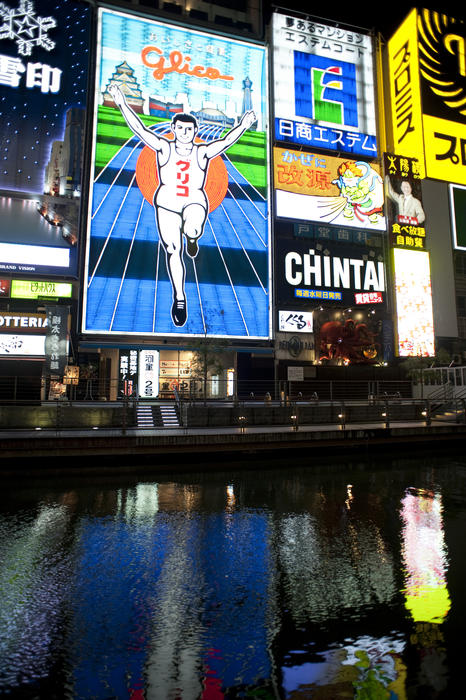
[84,122,269,338]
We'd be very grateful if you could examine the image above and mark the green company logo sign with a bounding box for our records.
[11,280,72,299]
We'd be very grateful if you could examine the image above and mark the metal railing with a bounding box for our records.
[1,393,462,433]
[0,376,414,404]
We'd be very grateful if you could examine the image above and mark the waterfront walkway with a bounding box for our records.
[1,414,465,475]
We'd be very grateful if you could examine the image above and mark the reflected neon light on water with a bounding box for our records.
[400,488,450,623]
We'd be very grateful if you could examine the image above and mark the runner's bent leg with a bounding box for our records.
[183,203,207,259]
[156,207,187,326]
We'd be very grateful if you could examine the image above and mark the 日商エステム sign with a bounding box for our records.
[272,13,377,158]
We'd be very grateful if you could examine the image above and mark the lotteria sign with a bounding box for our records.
[276,239,385,307]
[272,13,377,157]
[82,8,270,340]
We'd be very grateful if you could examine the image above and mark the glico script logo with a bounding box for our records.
[294,52,358,129]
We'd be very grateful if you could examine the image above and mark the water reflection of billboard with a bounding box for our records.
[272,13,377,157]
[393,249,435,357]
[274,146,385,230]
[400,488,450,624]
[0,0,90,276]
[82,8,269,339]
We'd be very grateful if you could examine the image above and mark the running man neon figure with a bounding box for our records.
[108,83,257,327]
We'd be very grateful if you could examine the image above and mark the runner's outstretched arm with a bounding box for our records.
[108,83,166,153]
[204,110,257,159]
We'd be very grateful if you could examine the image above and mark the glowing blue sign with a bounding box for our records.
[82,8,270,339]
[273,13,377,157]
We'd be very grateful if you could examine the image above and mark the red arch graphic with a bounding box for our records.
[135,135,229,213]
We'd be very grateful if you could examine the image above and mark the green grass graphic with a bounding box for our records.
[94,106,268,196]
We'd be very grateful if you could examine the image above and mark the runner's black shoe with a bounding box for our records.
[171,299,187,326]
[186,237,199,258]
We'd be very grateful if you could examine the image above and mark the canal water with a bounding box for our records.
[1,451,465,699]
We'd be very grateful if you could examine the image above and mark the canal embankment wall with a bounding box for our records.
[1,420,465,476]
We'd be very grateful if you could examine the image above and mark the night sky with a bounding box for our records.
[272,2,464,41]
[0,0,90,195]
[0,0,462,197]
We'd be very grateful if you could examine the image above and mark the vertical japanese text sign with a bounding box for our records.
[44,305,68,375]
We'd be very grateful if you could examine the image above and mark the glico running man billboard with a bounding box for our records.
[82,8,270,339]
[272,13,377,158]
[0,0,90,276]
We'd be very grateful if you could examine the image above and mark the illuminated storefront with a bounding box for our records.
[116,345,236,400]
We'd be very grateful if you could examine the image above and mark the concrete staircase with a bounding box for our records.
[158,404,180,428]
[136,404,155,428]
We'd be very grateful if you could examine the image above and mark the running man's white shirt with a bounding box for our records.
[156,140,208,213]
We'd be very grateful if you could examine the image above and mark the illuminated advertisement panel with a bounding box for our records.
[0,310,59,357]
[82,8,270,339]
[138,349,160,398]
[383,153,426,250]
[0,0,90,276]
[276,238,385,307]
[388,9,466,185]
[387,10,425,177]
[10,279,72,299]
[418,9,466,186]
[449,184,466,250]
[393,248,435,356]
[272,13,377,157]
[278,309,313,333]
[274,146,385,230]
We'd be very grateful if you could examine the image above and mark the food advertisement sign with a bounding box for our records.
[383,153,426,250]
[0,0,90,276]
[272,13,377,157]
[82,8,270,339]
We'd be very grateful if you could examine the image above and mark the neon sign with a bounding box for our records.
[82,8,270,339]
[141,46,234,82]
[273,13,377,157]
[355,291,383,304]
[393,248,435,357]
[274,146,385,230]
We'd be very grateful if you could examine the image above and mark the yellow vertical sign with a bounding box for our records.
[387,9,425,177]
